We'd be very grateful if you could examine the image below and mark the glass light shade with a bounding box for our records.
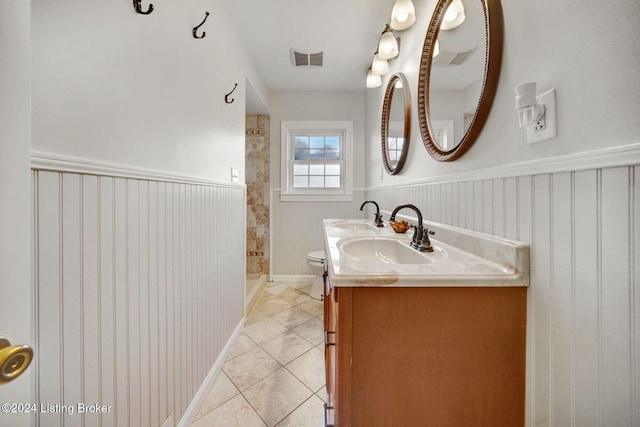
[378,30,399,60]
[371,54,389,75]
[440,0,466,30]
[390,0,416,31]
[366,70,382,88]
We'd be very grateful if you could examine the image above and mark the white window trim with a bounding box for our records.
[280,121,354,202]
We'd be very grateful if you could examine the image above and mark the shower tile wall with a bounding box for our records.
[246,115,270,275]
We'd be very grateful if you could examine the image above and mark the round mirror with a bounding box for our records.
[418,0,503,161]
[381,73,411,175]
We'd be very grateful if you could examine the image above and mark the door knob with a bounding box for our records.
[0,337,33,385]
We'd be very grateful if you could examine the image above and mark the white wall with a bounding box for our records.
[0,1,32,425]
[364,1,640,426]
[270,91,367,275]
[31,0,270,183]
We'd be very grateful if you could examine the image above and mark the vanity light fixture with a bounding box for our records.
[515,82,557,143]
[366,67,382,88]
[390,0,416,30]
[371,52,390,76]
[440,0,466,30]
[378,24,400,60]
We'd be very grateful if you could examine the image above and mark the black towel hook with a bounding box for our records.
[225,83,238,104]
[193,11,210,39]
[133,0,154,14]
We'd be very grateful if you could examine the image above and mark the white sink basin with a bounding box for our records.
[338,236,446,265]
[332,220,378,232]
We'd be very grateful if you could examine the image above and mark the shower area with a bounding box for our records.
[245,114,270,307]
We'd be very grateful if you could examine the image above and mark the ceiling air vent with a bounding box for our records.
[290,49,324,67]
[433,47,476,67]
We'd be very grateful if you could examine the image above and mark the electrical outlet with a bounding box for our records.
[231,167,239,183]
[526,89,556,144]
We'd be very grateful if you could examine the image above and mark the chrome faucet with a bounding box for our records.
[389,204,435,252]
[359,200,384,227]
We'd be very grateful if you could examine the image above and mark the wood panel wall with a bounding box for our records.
[367,165,639,427]
[33,170,245,427]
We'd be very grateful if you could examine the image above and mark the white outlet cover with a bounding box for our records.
[231,167,239,183]
[527,89,556,144]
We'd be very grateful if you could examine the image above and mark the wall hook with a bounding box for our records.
[133,0,154,15]
[193,11,210,39]
[225,83,238,104]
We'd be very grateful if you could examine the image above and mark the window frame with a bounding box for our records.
[280,121,353,202]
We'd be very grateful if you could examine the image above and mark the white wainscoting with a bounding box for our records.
[368,165,639,427]
[270,189,367,276]
[32,169,245,427]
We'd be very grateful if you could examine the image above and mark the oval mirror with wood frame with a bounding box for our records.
[381,73,411,175]
[418,0,503,162]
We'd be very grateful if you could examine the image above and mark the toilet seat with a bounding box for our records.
[307,251,326,262]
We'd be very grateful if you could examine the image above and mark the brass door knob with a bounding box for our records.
[0,337,33,385]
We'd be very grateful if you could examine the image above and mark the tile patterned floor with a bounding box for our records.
[192,281,326,427]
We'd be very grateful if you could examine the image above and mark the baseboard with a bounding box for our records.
[177,317,245,427]
[270,274,315,283]
[245,274,268,314]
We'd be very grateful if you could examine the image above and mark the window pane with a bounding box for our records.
[325,164,340,175]
[294,149,309,160]
[309,164,324,175]
[309,176,324,187]
[309,149,324,160]
[325,136,340,149]
[294,136,308,148]
[388,138,397,149]
[325,176,340,188]
[293,176,308,188]
[397,138,404,149]
[310,137,324,149]
[389,151,397,161]
[293,164,308,175]
[325,149,340,160]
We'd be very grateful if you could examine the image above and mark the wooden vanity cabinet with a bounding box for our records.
[323,279,527,427]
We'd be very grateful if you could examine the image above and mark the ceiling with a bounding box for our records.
[223,0,394,94]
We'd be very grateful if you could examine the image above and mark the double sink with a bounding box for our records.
[324,219,530,287]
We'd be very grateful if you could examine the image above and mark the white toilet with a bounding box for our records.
[306,251,326,300]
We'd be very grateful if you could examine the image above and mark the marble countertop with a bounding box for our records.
[323,218,530,288]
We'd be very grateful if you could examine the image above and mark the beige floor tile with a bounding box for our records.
[315,388,328,403]
[246,308,270,326]
[255,295,294,316]
[223,347,281,391]
[263,282,290,296]
[243,318,290,344]
[292,317,324,345]
[271,307,315,329]
[194,372,239,420]
[227,334,258,361]
[243,368,313,426]
[275,394,325,427]
[192,394,266,427]
[278,288,312,306]
[297,299,324,317]
[285,347,325,392]
[261,331,314,365]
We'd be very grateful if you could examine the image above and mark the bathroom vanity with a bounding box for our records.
[322,219,529,427]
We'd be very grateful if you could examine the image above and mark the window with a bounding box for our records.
[281,121,353,201]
